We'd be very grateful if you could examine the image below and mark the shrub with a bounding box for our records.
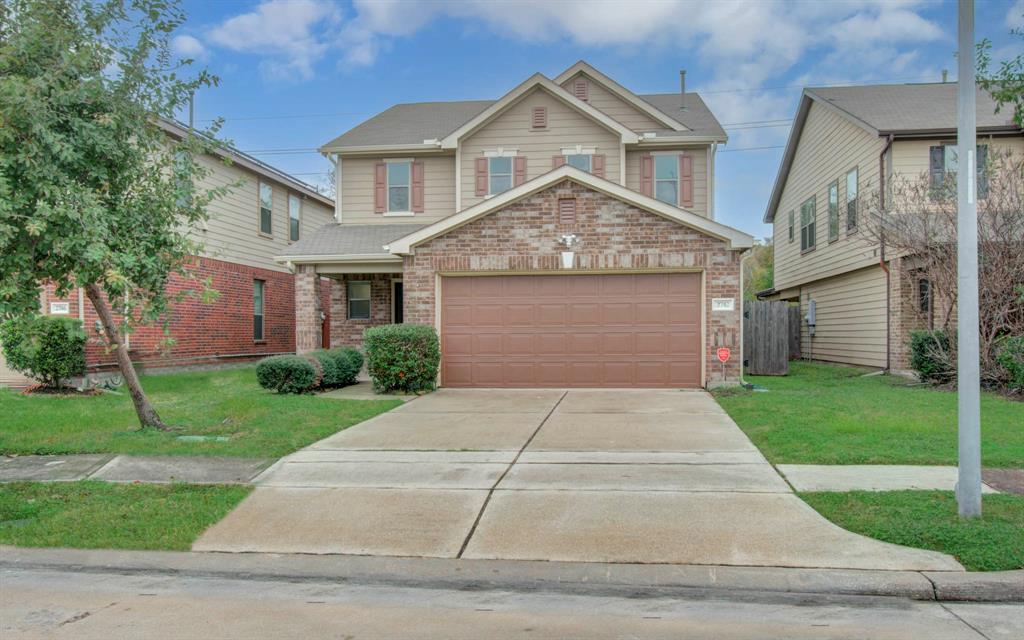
[0,316,86,388]
[309,350,340,387]
[996,335,1024,392]
[325,347,363,386]
[255,355,319,394]
[364,324,440,393]
[909,330,954,384]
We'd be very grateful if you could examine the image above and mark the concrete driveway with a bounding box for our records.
[194,389,961,571]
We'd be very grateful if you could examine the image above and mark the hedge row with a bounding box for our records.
[256,347,363,394]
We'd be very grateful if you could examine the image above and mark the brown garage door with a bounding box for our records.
[440,273,701,388]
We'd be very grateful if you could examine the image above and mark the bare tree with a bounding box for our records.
[860,149,1024,387]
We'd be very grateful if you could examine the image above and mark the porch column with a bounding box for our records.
[294,264,321,354]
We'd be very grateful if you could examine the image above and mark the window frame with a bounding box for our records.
[385,160,412,214]
[347,281,372,321]
[487,155,514,197]
[653,154,679,206]
[827,180,840,243]
[288,193,301,242]
[845,167,858,232]
[565,153,592,172]
[800,196,816,253]
[931,143,989,199]
[253,279,265,342]
[258,181,273,236]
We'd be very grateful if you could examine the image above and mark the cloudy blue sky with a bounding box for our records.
[172,0,1024,236]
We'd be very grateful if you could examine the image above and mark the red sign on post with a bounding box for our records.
[717,347,731,363]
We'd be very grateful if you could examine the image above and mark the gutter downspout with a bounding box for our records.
[738,249,752,388]
[879,134,894,371]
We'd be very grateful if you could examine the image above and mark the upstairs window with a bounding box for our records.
[488,156,513,196]
[828,180,839,242]
[930,144,989,198]
[258,182,273,235]
[566,154,592,172]
[800,196,816,252]
[288,194,301,242]
[845,168,858,231]
[387,161,411,212]
[788,210,795,243]
[654,155,678,205]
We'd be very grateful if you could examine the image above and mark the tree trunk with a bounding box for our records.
[84,283,169,431]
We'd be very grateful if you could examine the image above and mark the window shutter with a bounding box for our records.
[558,198,576,225]
[531,106,547,130]
[513,156,527,186]
[552,155,567,169]
[929,146,944,187]
[373,162,386,213]
[573,78,589,102]
[411,161,425,213]
[679,154,693,207]
[474,157,488,197]
[592,154,606,178]
[640,154,653,197]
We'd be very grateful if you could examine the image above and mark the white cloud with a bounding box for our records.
[207,0,341,80]
[171,35,207,61]
[1009,0,1024,28]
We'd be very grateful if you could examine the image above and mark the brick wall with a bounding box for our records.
[402,179,743,385]
[41,256,308,370]
[329,274,396,347]
[888,256,956,371]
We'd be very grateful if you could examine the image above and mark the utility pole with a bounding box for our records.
[956,0,982,518]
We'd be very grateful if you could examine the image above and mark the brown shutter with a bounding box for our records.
[373,162,386,213]
[679,154,693,207]
[640,154,653,196]
[411,161,425,213]
[592,154,606,178]
[513,156,527,186]
[474,157,488,197]
[552,155,566,169]
[531,106,547,130]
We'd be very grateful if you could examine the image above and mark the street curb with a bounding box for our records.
[1,546,1020,603]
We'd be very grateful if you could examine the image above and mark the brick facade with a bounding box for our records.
[401,179,743,385]
[888,256,955,371]
[328,273,397,348]
[41,256,327,370]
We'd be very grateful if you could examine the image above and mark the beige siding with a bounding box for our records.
[773,102,885,290]
[339,154,456,225]
[890,134,1024,180]
[560,72,664,132]
[192,154,334,272]
[624,148,710,217]
[460,87,621,209]
[799,265,888,368]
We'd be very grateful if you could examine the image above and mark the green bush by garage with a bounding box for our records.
[364,324,440,394]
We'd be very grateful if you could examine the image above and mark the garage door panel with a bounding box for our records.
[441,273,702,388]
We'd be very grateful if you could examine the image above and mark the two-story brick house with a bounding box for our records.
[761,83,1023,371]
[0,119,335,388]
[280,62,753,388]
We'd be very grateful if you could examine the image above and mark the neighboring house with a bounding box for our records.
[761,83,1023,370]
[0,119,335,388]
[280,61,753,388]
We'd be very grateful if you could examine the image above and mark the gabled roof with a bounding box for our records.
[763,83,1022,223]
[554,60,687,131]
[158,118,333,208]
[386,165,753,254]
[275,223,424,263]
[438,74,639,149]
[637,93,727,141]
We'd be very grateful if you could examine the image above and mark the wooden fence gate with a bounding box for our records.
[743,301,791,375]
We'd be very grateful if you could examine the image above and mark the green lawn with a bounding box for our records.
[0,481,250,551]
[714,362,1024,467]
[0,367,401,457]
[802,491,1024,571]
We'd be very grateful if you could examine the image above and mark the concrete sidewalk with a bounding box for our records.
[778,465,1002,493]
[0,454,270,484]
[194,388,963,571]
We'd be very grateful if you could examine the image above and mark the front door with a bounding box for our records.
[392,281,404,324]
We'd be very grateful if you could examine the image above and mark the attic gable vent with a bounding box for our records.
[531,106,548,130]
[558,198,577,225]
[573,78,589,102]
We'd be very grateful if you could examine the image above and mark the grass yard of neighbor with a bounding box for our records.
[0,481,251,551]
[802,490,1024,571]
[714,362,1024,467]
[0,367,402,458]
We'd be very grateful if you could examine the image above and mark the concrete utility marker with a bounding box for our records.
[0,454,270,485]
[194,388,964,571]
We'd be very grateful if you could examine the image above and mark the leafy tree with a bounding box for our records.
[743,238,774,301]
[0,0,229,429]
[977,17,1024,126]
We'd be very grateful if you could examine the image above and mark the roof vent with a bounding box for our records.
[679,70,688,112]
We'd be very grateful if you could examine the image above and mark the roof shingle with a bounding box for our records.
[278,223,427,258]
